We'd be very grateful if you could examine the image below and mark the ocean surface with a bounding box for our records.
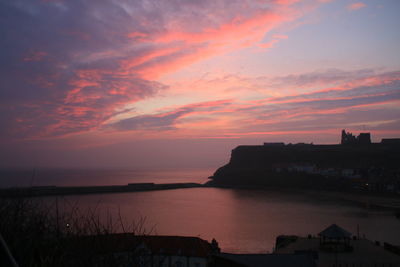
[2,169,400,253]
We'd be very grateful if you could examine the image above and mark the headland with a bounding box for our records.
[208,130,400,195]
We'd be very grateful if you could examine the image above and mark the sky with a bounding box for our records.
[1,0,400,169]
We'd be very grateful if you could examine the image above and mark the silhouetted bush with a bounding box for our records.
[0,197,150,266]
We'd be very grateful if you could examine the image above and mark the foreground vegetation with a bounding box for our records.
[0,197,149,266]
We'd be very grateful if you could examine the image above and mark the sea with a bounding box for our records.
[1,168,399,253]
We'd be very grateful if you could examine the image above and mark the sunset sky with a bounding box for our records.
[1,0,400,169]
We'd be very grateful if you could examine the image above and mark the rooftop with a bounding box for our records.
[217,253,316,267]
[318,224,352,239]
[275,236,400,266]
[70,234,213,257]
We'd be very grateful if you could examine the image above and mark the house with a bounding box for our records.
[65,234,219,267]
[213,253,316,267]
[135,235,218,267]
[318,224,352,252]
[274,224,400,267]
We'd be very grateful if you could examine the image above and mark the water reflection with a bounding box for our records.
[43,188,400,253]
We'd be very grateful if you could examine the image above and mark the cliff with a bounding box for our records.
[209,142,400,191]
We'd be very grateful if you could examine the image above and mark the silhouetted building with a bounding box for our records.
[275,224,400,266]
[263,142,285,146]
[358,132,371,144]
[381,138,400,145]
[341,129,371,145]
[135,235,215,267]
[341,129,356,144]
[214,253,316,267]
[318,224,352,252]
[211,238,221,254]
[69,234,216,267]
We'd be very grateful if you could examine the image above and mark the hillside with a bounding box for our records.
[208,141,400,192]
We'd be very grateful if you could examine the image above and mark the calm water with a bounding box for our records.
[41,188,400,253]
[2,169,399,252]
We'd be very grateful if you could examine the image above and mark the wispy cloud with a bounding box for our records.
[0,0,323,140]
[2,0,398,144]
[105,69,400,139]
[109,99,233,131]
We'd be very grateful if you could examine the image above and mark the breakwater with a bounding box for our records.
[0,182,203,197]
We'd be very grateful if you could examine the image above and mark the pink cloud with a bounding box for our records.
[272,34,289,39]
[121,48,173,70]
[272,0,300,5]
[106,70,400,140]
[123,9,299,79]
[257,39,280,49]
[134,43,227,79]
[347,2,367,11]
[0,0,353,140]
[122,6,305,79]
[152,12,289,45]
[22,67,399,142]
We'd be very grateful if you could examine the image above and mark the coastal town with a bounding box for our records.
[2,0,400,265]
[266,130,400,193]
[2,130,400,266]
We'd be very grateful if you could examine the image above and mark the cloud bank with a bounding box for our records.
[0,0,319,140]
